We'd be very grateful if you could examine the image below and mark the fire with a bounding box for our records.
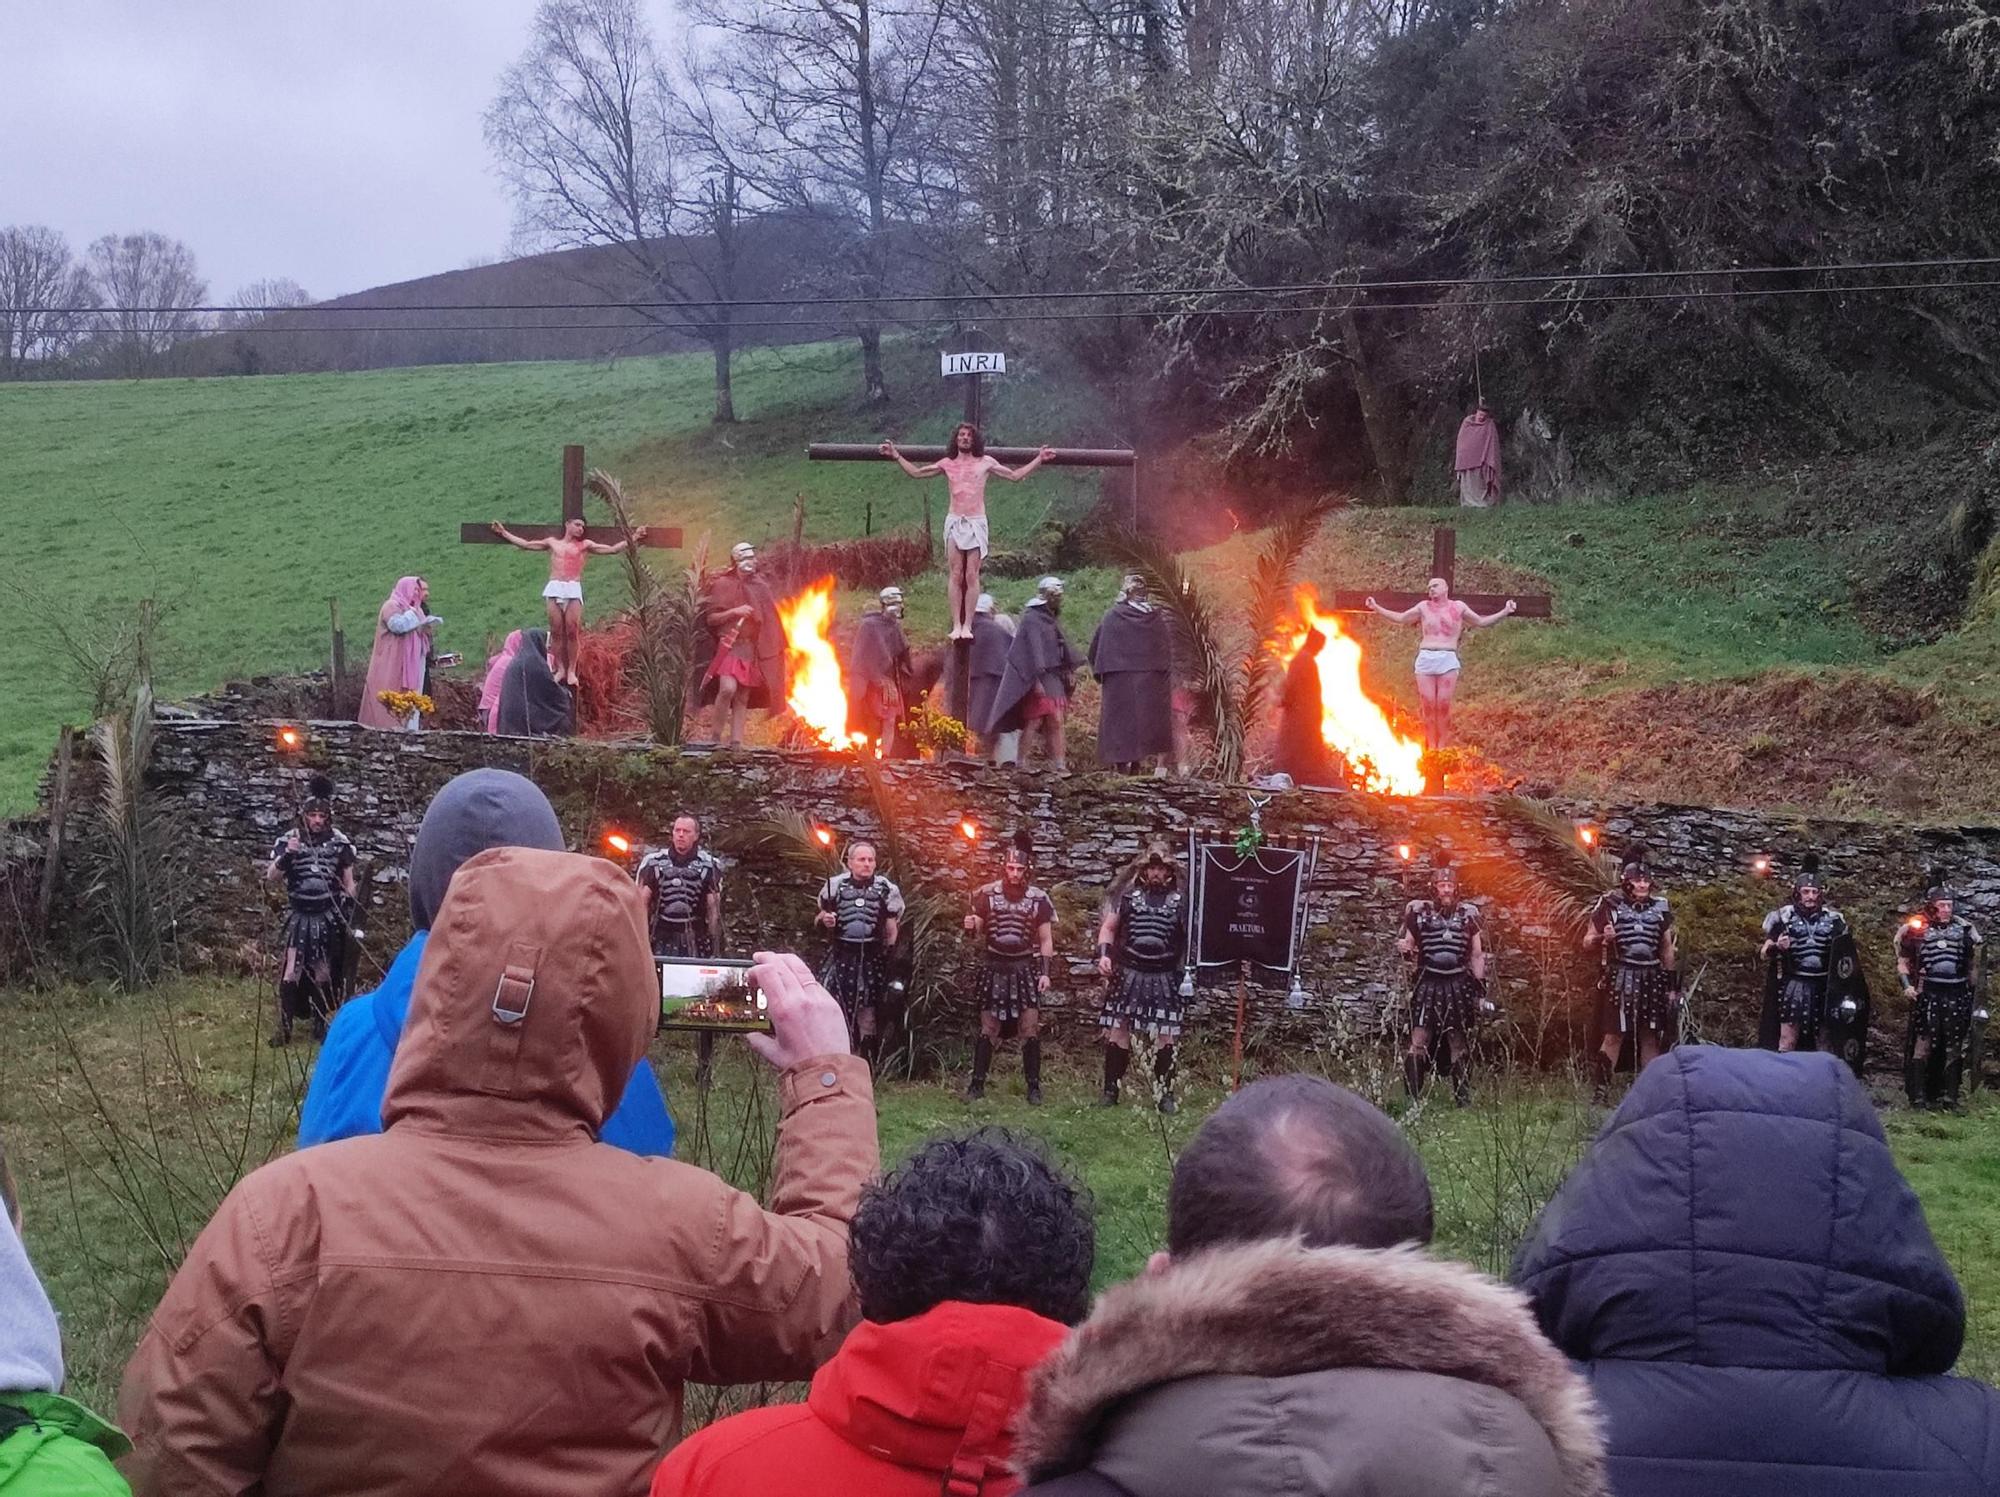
[1276,586,1428,796]
[777,577,868,751]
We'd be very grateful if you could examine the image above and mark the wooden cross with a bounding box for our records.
[808,441,1140,725]
[458,444,684,551]
[1329,526,1553,618]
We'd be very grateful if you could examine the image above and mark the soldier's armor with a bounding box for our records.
[1909,918,1981,986]
[1765,903,1846,978]
[1407,899,1480,975]
[641,848,719,924]
[1117,886,1185,971]
[273,831,353,913]
[822,873,903,944]
[977,881,1049,959]
[1606,896,1672,967]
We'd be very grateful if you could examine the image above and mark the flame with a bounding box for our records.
[1579,827,1598,847]
[1276,586,1428,796]
[777,577,868,751]
[276,726,302,750]
[813,825,835,847]
[959,817,981,842]
[604,831,632,857]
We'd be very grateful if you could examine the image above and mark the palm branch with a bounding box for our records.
[1240,496,1335,739]
[1487,795,1620,945]
[1103,528,1246,778]
[585,469,696,745]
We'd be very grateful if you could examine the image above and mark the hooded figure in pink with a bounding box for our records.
[479,630,524,733]
[358,576,435,730]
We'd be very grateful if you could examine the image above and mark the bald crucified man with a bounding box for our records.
[1365,578,1516,752]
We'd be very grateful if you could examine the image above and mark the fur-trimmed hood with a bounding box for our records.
[1016,1237,1608,1497]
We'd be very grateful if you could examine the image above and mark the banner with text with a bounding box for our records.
[1194,843,1307,971]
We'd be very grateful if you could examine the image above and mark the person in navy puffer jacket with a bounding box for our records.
[1514,1047,1999,1496]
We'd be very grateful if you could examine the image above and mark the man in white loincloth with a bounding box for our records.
[880,423,1054,639]
[1365,577,1516,751]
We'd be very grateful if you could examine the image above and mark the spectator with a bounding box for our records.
[0,1139,131,1495]
[1514,1047,2000,1496]
[298,767,675,1158]
[1016,1075,1608,1497]
[119,852,875,1497]
[654,1128,1093,1497]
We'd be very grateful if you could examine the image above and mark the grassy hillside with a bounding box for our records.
[0,341,1108,812]
[5,344,1998,816]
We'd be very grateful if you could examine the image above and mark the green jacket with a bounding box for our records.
[0,1394,131,1496]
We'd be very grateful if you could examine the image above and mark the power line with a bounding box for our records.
[70,275,2000,335]
[14,255,2000,318]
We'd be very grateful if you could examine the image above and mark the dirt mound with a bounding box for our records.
[1461,671,1995,818]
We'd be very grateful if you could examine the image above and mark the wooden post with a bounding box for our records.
[561,443,586,524]
[38,727,74,924]
[792,492,807,551]
[328,596,346,705]
[864,499,873,537]
[1233,959,1248,1092]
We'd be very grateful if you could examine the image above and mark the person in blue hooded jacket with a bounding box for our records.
[298,767,675,1157]
[1514,1047,1999,1496]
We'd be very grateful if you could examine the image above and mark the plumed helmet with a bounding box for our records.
[302,773,335,817]
[1005,828,1034,869]
[1619,840,1655,890]
[1793,852,1824,899]
[1925,866,1957,908]
[1036,575,1065,600]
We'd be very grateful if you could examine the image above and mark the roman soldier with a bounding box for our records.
[1583,843,1679,1103]
[1088,574,1175,773]
[1097,841,1190,1113]
[700,542,788,746]
[963,830,1056,1103]
[848,586,913,751]
[815,838,905,1063]
[263,774,358,1047]
[1758,854,1850,1054]
[636,811,726,1084]
[967,593,1016,764]
[985,576,1078,773]
[1398,862,1489,1106]
[1897,872,1987,1110]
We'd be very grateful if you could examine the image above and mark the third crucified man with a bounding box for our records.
[1364,577,1516,751]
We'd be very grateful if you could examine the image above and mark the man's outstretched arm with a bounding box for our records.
[489,522,552,551]
[1364,596,1422,624]
[1462,599,1519,628]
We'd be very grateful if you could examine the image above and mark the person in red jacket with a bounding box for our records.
[653,1128,1095,1497]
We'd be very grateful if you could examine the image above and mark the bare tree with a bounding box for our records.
[0,226,98,379]
[84,232,208,377]
[488,0,752,422]
[691,0,951,404]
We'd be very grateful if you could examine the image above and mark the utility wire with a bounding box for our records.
[14,255,2000,318]
[71,275,2000,334]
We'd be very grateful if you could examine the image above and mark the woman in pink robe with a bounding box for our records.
[357,576,434,730]
[479,630,524,733]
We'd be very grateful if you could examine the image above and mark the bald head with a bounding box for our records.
[1166,1075,1433,1256]
[1426,577,1450,601]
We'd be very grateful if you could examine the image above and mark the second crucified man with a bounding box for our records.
[489,517,647,689]
[1364,578,1516,751]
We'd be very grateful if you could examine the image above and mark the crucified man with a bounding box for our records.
[1365,578,1516,751]
[880,423,1053,639]
[489,517,646,688]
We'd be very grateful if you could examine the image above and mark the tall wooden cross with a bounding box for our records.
[807,440,1140,725]
[458,444,684,552]
[1329,526,1553,618]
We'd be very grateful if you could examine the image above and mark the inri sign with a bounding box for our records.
[942,351,1007,377]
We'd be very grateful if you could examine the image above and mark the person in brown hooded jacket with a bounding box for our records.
[1015,1075,1609,1497]
[118,848,877,1497]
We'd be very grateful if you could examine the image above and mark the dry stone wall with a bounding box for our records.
[122,718,2000,1063]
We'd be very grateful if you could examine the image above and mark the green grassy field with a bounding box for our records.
[3,978,1994,1419]
[6,343,1998,815]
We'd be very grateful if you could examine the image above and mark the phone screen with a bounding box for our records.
[658,958,772,1033]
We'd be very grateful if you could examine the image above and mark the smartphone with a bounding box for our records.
[433,651,464,669]
[658,957,772,1033]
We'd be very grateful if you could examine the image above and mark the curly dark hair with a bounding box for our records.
[851,1127,1095,1325]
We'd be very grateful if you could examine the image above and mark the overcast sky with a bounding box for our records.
[1,1,587,301]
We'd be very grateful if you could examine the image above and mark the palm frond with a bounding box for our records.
[586,469,696,744]
[1488,795,1620,945]
[1241,496,1336,738]
[1104,528,1246,778]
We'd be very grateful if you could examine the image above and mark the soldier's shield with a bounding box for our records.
[1821,932,1872,1080]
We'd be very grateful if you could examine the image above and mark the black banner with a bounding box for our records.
[1195,844,1307,971]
